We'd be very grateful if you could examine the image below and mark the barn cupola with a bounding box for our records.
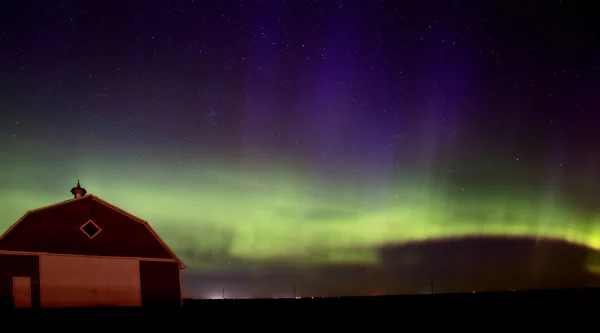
[70,180,87,198]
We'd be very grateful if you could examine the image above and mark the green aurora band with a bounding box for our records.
[2,155,600,273]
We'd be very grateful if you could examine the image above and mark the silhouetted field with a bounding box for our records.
[1,287,599,322]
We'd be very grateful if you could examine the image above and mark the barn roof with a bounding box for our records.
[0,194,186,269]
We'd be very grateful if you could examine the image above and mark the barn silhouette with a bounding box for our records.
[0,181,185,308]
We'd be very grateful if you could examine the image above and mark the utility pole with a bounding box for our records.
[430,278,434,295]
[294,283,296,299]
[222,288,225,300]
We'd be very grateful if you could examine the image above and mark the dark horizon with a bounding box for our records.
[1,0,599,298]
[181,236,600,299]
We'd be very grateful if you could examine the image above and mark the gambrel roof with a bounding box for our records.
[0,194,186,269]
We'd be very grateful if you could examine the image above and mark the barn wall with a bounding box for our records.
[0,197,173,259]
[0,254,39,308]
[140,261,181,307]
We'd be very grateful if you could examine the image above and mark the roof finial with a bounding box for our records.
[71,180,87,199]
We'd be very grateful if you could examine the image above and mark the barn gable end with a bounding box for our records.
[0,195,185,269]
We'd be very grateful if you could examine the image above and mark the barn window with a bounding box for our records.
[80,220,102,239]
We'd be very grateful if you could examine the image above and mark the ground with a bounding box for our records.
[1,288,597,324]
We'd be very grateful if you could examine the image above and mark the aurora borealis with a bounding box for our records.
[1,0,599,298]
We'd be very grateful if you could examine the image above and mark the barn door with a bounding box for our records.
[40,254,141,308]
[40,255,96,308]
[12,277,32,308]
[92,257,142,307]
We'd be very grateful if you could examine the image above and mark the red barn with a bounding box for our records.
[0,181,186,308]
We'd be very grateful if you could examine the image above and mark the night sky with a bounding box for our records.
[1,0,599,298]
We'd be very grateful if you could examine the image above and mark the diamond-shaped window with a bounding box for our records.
[80,220,101,239]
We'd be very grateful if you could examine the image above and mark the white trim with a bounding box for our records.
[39,254,43,307]
[0,194,186,269]
[0,250,179,263]
[80,219,102,239]
[178,264,183,307]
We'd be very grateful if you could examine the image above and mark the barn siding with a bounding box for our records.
[140,261,181,307]
[0,254,39,308]
[0,197,173,259]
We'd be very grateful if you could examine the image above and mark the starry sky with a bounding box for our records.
[1,0,599,298]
